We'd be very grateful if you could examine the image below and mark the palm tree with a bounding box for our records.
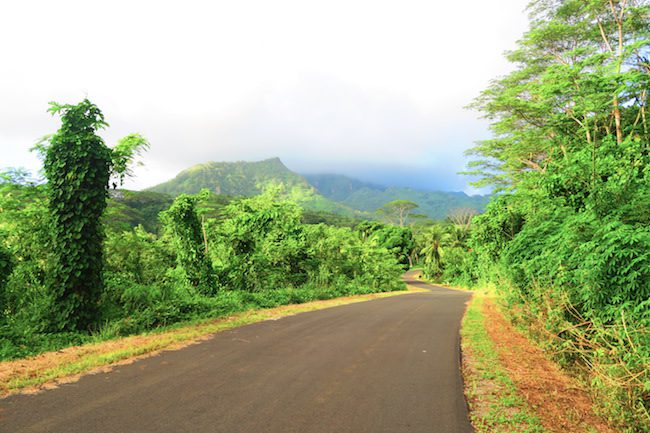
[446,225,468,248]
[420,226,447,278]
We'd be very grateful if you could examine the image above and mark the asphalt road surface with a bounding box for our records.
[2,273,474,433]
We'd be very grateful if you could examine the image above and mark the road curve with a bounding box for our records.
[2,273,474,433]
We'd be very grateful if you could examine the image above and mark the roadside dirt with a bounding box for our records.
[482,298,617,433]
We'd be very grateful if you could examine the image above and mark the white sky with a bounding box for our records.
[0,0,530,193]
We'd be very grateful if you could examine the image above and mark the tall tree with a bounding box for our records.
[464,3,650,427]
[377,200,419,227]
[44,100,112,330]
[44,100,148,330]
[447,207,478,231]
[466,0,649,193]
[420,226,447,278]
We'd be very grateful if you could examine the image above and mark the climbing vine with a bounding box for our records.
[160,190,215,294]
[0,242,13,313]
[44,100,112,330]
[44,100,148,330]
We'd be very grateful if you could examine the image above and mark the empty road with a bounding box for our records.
[2,273,474,433]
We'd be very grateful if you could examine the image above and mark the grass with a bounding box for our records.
[461,291,547,433]
[0,287,425,397]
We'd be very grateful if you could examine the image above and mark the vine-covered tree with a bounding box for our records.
[0,243,13,312]
[44,100,112,330]
[44,100,148,330]
[161,190,215,294]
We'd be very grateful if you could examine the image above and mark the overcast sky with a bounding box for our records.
[1,0,530,193]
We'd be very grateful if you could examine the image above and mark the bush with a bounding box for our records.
[0,186,407,362]
[440,247,477,287]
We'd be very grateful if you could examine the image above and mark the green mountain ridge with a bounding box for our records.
[302,173,386,202]
[340,186,489,220]
[148,158,304,196]
[147,158,359,216]
[147,158,489,220]
[303,173,490,220]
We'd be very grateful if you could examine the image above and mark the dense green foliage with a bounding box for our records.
[0,143,405,361]
[0,179,51,322]
[438,1,650,430]
[41,100,150,331]
[209,188,308,291]
[44,100,114,331]
[414,220,478,287]
[355,221,415,269]
[0,243,13,310]
[161,191,215,294]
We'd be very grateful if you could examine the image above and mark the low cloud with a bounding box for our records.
[1,0,528,193]
[111,77,489,191]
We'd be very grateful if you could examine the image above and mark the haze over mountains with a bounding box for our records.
[147,158,489,220]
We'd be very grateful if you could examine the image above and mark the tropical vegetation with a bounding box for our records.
[146,161,490,220]
[0,100,406,362]
[417,1,649,430]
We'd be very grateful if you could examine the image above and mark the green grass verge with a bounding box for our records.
[461,293,547,433]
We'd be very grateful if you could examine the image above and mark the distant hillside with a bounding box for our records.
[105,189,238,233]
[303,173,489,220]
[147,158,360,216]
[105,190,174,233]
[341,187,489,220]
[148,158,303,196]
[147,159,489,221]
[302,174,385,202]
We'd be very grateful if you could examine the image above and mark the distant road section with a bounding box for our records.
[3,273,474,433]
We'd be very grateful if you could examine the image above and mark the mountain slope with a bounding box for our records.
[147,158,359,216]
[303,173,489,220]
[105,190,173,233]
[302,173,385,202]
[148,158,307,196]
[147,159,489,220]
[339,187,489,220]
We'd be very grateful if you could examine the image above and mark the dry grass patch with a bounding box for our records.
[462,292,546,433]
[482,298,618,433]
[462,288,618,433]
